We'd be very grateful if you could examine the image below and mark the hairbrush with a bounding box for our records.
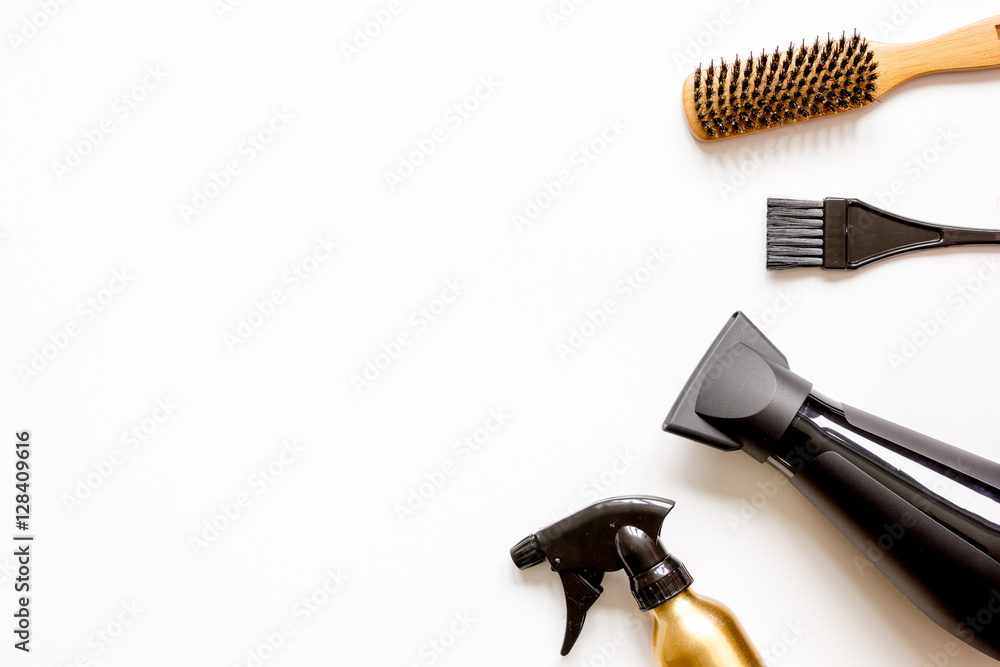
[683,15,1000,141]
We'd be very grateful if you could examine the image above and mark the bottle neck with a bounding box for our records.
[628,554,694,611]
[648,587,695,613]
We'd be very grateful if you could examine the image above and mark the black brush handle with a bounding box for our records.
[940,227,1000,247]
[792,451,1000,660]
[841,199,1000,268]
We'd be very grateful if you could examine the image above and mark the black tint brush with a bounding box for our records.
[766,197,1000,270]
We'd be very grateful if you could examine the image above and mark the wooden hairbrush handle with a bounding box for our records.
[872,15,1000,95]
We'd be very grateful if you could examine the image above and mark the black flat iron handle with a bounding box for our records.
[792,451,1000,661]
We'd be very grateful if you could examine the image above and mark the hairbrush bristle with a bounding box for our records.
[766,198,825,270]
[693,32,879,138]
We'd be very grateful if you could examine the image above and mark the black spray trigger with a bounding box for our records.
[511,497,692,656]
[558,569,604,656]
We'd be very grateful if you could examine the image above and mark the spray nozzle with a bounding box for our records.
[510,496,693,655]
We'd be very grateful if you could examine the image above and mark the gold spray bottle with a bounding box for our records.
[511,496,764,667]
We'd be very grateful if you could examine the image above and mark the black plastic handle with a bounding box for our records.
[792,451,1000,660]
[780,395,1000,562]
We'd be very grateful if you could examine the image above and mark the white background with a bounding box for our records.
[3,0,1000,665]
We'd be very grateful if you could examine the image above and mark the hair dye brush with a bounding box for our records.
[663,312,1000,661]
[766,197,1000,270]
[683,15,1000,141]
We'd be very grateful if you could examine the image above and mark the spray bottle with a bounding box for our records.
[511,496,765,666]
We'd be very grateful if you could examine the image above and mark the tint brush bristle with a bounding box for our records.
[766,199,825,270]
[694,32,879,139]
